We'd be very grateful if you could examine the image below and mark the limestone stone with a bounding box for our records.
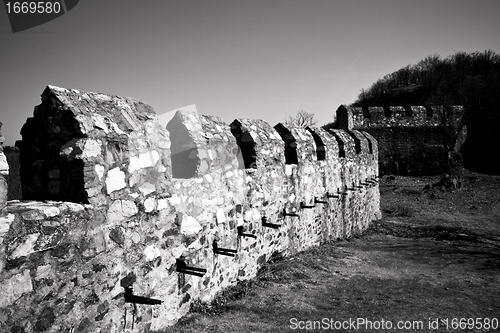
[0,176,6,209]
[107,200,138,223]
[187,239,202,250]
[128,151,160,172]
[35,265,53,281]
[60,138,102,159]
[171,244,187,258]
[180,214,202,235]
[0,213,14,238]
[93,114,109,133]
[144,197,156,212]
[168,196,181,206]
[0,270,33,308]
[34,228,65,252]
[144,244,161,261]
[20,204,60,220]
[216,208,226,223]
[0,153,8,176]
[9,233,40,259]
[157,198,169,211]
[64,202,87,213]
[131,232,141,243]
[105,167,126,194]
[95,164,105,180]
[139,182,156,196]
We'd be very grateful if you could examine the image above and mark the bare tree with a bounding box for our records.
[284,110,317,128]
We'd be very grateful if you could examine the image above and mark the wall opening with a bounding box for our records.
[327,130,345,158]
[167,122,200,178]
[305,127,325,161]
[383,105,392,117]
[404,105,413,116]
[360,132,373,154]
[18,105,88,203]
[424,105,434,118]
[346,131,361,154]
[362,107,370,120]
[274,124,298,164]
[230,121,257,169]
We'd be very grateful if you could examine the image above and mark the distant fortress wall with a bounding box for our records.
[0,86,380,332]
[330,105,466,175]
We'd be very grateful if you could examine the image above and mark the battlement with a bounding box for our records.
[333,104,467,175]
[336,104,465,129]
[0,86,380,332]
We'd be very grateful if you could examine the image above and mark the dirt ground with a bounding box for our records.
[159,171,500,333]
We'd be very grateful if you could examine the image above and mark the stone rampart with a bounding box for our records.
[0,86,380,333]
[339,105,464,129]
[334,105,466,175]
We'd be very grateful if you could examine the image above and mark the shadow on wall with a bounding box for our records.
[3,146,21,200]
[461,122,500,175]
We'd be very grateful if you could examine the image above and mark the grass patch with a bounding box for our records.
[156,172,500,333]
[382,203,415,217]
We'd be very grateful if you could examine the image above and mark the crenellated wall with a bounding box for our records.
[332,104,466,175]
[0,86,380,333]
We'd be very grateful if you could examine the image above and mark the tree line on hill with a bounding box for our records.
[353,50,500,113]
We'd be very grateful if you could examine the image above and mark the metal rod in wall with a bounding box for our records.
[175,259,207,277]
[262,216,282,229]
[314,197,328,204]
[124,287,163,305]
[237,226,257,238]
[213,241,237,257]
[300,202,315,209]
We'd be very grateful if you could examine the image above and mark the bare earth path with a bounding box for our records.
[159,172,500,333]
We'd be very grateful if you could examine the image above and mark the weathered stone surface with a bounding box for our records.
[109,226,125,246]
[0,270,33,308]
[143,197,156,212]
[107,200,138,223]
[105,167,126,194]
[180,214,202,235]
[129,151,160,172]
[0,213,14,238]
[8,233,39,259]
[35,264,53,281]
[0,153,8,176]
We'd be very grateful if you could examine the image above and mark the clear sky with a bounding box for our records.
[1,0,499,146]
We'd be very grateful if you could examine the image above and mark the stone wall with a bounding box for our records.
[0,86,381,333]
[0,122,8,209]
[332,105,466,175]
